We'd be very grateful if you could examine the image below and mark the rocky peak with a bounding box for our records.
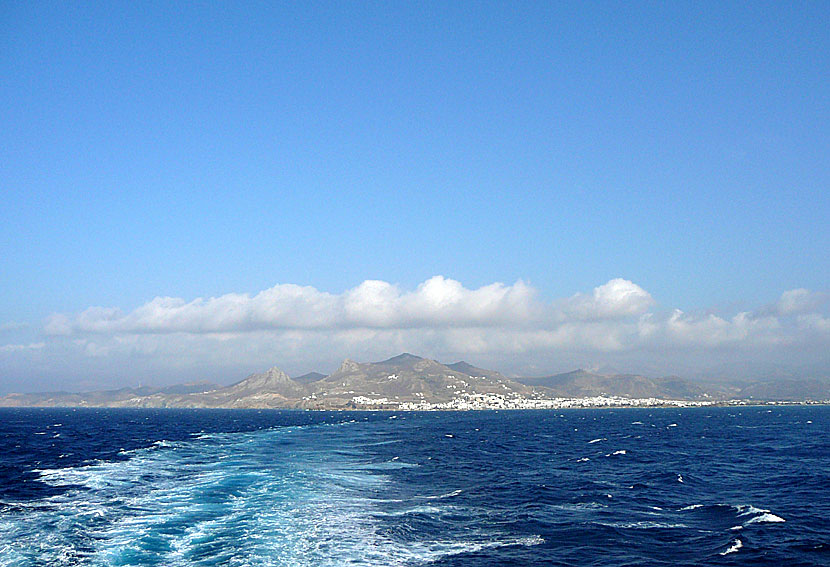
[376,353,431,370]
[228,366,295,393]
[337,359,362,374]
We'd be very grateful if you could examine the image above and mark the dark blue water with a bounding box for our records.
[1,407,828,566]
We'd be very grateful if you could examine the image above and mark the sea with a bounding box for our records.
[0,406,827,566]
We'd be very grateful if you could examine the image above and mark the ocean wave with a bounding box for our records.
[736,504,786,524]
[745,512,786,524]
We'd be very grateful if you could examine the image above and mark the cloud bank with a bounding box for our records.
[44,277,660,336]
[2,277,827,390]
[40,277,829,350]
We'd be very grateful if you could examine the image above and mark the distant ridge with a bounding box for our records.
[1,352,827,408]
[514,369,713,400]
[293,372,327,384]
[446,361,507,382]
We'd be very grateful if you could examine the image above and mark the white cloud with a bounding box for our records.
[26,278,828,386]
[562,278,654,320]
[44,276,545,335]
[775,288,826,315]
[797,313,830,334]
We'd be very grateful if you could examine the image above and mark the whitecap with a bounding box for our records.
[406,535,545,560]
[423,489,462,500]
[720,539,743,555]
[735,504,785,524]
[588,438,606,444]
[605,450,626,456]
[680,504,703,511]
[746,513,785,524]
[600,521,687,529]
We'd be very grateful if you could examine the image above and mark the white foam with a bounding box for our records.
[746,513,785,524]
[680,504,703,511]
[400,535,544,562]
[382,505,448,517]
[423,489,462,500]
[677,474,684,483]
[601,521,687,529]
[606,450,626,456]
[367,459,419,470]
[720,539,743,555]
[576,457,590,462]
[735,504,785,524]
[588,438,606,444]
[736,504,768,516]
[551,502,607,511]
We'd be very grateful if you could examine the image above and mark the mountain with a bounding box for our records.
[736,379,830,401]
[157,381,220,395]
[293,372,327,384]
[0,382,221,408]
[446,361,507,382]
[2,353,827,408]
[299,354,532,408]
[225,367,306,399]
[515,369,720,400]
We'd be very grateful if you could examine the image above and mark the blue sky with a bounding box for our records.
[1,2,828,391]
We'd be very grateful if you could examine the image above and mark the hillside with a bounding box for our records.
[1,353,827,408]
[515,369,721,400]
